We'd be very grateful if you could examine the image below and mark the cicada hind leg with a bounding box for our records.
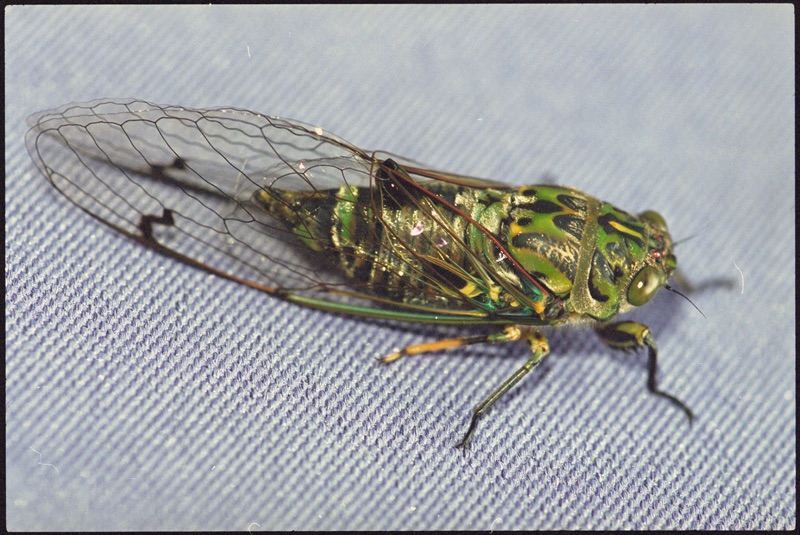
[380,325,551,449]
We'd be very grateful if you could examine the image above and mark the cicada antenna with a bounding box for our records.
[665,284,706,318]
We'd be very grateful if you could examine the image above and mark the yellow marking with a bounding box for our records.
[532,299,546,316]
[460,280,506,307]
[609,220,643,239]
[490,287,499,303]
[459,281,481,298]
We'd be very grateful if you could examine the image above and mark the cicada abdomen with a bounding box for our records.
[257,160,540,316]
[26,98,695,447]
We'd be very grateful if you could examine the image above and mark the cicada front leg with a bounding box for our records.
[380,325,551,448]
[595,321,694,423]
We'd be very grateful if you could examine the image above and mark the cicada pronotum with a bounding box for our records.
[27,98,698,447]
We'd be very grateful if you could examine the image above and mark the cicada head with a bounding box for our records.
[575,203,679,320]
[621,209,677,310]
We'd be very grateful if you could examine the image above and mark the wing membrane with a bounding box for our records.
[26,98,521,319]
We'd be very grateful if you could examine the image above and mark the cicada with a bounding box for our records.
[26,98,695,447]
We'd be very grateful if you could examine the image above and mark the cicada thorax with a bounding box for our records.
[501,186,588,308]
[496,185,677,323]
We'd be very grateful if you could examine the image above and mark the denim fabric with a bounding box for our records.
[6,5,794,530]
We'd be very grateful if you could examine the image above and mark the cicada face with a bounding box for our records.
[586,206,677,320]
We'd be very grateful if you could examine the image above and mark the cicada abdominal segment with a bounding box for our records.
[27,98,697,448]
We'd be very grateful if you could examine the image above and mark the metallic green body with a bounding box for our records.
[260,165,677,328]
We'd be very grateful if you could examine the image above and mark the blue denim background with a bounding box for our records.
[6,5,794,530]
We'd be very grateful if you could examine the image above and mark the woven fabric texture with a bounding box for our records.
[6,5,794,530]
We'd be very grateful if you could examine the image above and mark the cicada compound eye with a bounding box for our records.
[639,210,668,232]
[628,265,662,306]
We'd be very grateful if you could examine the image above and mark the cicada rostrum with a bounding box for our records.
[26,99,696,447]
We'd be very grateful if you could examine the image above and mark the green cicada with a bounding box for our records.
[26,98,695,447]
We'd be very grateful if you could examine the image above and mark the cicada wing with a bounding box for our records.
[26,99,527,320]
[25,99,378,293]
[372,151,515,189]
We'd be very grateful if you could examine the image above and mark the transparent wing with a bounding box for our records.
[27,99,382,289]
[26,98,526,319]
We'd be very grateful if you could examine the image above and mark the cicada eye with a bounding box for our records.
[639,210,668,232]
[628,266,662,306]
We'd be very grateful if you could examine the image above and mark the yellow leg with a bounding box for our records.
[379,326,551,448]
[379,326,524,363]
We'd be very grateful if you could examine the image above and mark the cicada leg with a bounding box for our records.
[380,325,551,448]
[595,321,694,423]
[378,326,523,363]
